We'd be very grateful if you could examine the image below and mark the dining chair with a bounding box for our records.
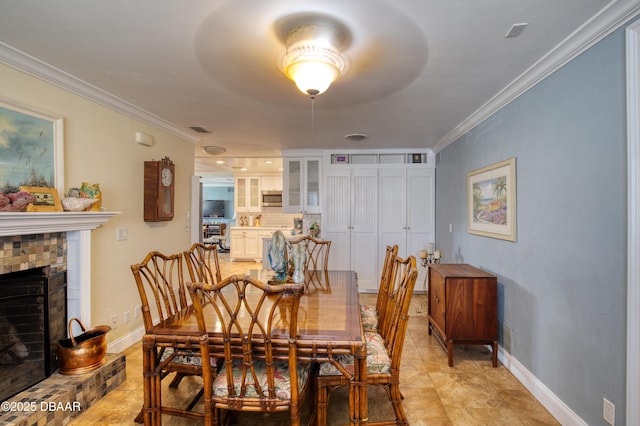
[184,242,223,285]
[288,235,331,271]
[360,244,399,333]
[315,255,418,426]
[187,275,313,426]
[131,251,216,422]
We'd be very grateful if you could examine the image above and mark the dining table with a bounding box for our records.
[140,269,368,425]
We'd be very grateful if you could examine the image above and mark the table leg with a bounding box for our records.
[447,340,454,367]
[349,352,368,425]
[142,335,162,425]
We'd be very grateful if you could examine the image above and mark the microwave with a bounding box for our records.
[261,191,282,207]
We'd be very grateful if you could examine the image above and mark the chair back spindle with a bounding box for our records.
[188,275,310,425]
[184,242,222,285]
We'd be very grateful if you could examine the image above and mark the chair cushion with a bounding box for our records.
[213,358,311,400]
[318,332,390,376]
[159,347,217,367]
[360,304,378,332]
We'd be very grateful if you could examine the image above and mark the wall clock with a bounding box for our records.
[143,156,175,222]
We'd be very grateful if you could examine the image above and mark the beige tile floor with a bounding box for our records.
[70,253,559,425]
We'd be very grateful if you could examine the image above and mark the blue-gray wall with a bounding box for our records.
[435,24,628,425]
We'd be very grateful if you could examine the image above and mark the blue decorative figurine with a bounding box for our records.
[269,230,288,281]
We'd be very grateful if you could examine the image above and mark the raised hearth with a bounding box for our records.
[0,353,125,425]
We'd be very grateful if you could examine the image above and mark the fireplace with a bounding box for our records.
[0,265,67,401]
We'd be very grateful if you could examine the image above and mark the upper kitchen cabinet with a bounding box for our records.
[282,153,322,214]
[261,175,283,191]
[235,176,261,212]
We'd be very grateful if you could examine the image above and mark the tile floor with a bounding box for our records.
[69,253,559,425]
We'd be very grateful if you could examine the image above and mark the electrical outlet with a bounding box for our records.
[111,314,118,329]
[124,310,131,324]
[603,397,615,425]
[134,306,141,319]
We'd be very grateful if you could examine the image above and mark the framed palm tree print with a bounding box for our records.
[467,157,516,241]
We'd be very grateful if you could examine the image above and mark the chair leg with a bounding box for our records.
[388,384,409,426]
[186,386,204,411]
[134,407,143,423]
[169,372,186,388]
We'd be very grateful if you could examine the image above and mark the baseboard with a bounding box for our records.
[107,325,145,354]
[497,346,587,425]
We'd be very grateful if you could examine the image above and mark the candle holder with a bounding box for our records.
[419,249,441,267]
[420,253,440,267]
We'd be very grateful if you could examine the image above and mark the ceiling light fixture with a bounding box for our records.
[201,146,227,156]
[283,24,345,98]
[345,133,368,142]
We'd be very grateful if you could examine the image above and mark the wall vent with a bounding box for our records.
[190,126,211,134]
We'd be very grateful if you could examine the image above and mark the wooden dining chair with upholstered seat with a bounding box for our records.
[187,275,313,426]
[315,255,418,426]
[360,244,399,334]
[184,242,223,285]
[131,251,217,422]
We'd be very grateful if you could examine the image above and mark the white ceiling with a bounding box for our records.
[0,0,637,179]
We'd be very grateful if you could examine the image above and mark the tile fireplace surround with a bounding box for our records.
[0,211,118,323]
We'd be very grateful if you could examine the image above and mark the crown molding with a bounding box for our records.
[433,0,640,152]
[0,42,199,143]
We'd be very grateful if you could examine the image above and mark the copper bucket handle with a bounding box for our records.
[68,317,87,347]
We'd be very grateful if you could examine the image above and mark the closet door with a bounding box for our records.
[406,168,435,291]
[323,169,351,271]
[350,168,378,290]
[378,167,407,264]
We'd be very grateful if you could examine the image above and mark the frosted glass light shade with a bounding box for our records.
[286,60,340,97]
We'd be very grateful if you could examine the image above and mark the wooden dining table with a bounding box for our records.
[140,269,368,425]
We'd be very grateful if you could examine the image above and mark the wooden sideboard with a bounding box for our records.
[427,263,498,367]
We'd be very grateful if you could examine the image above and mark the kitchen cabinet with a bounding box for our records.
[323,167,378,290]
[378,167,434,291]
[260,175,283,191]
[427,263,498,367]
[235,177,261,212]
[230,227,289,262]
[230,228,260,261]
[283,157,321,214]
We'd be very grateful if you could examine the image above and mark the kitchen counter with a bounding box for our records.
[230,225,292,231]
[229,226,295,262]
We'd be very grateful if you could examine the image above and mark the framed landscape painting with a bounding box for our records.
[0,98,64,196]
[467,157,516,242]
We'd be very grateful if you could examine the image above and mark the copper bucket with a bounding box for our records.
[56,317,111,375]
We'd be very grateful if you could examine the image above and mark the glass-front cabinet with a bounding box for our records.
[235,176,261,212]
[283,156,321,214]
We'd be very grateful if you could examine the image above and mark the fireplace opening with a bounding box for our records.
[0,266,67,402]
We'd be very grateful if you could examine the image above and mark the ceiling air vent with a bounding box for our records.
[190,126,211,134]
[505,23,528,38]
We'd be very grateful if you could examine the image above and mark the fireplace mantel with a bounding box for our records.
[0,211,120,328]
[0,211,119,236]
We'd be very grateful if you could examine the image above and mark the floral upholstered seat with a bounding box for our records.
[213,358,311,400]
[360,304,378,332]
[318,332,390,376]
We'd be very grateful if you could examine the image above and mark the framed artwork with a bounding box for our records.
[467,157,516,241]
[0,98,64,196]
[19,186,63,212]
